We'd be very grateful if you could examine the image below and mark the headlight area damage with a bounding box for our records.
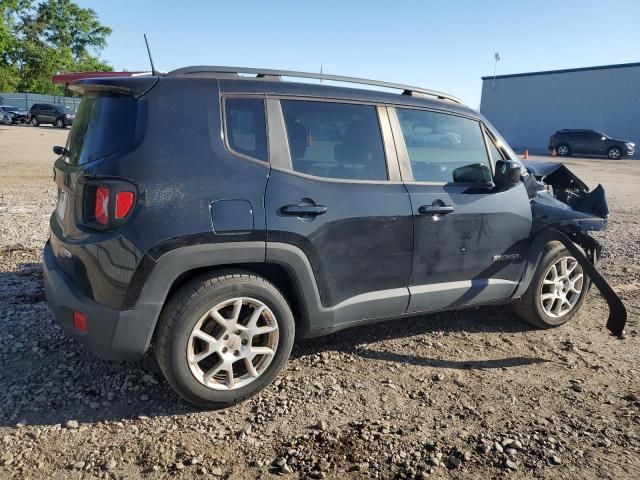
[517,161,627,337]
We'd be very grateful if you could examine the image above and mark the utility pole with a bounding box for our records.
[493,52,501,89]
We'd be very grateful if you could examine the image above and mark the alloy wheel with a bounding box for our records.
[608,148,621,159]
[540,256,583,318]
[3,116,11,125]
[187,297,279,390]
[557,145,569,156]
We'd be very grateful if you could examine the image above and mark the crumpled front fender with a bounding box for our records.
[514,229,626,337]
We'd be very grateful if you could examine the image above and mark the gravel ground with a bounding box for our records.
[0,125,638,479]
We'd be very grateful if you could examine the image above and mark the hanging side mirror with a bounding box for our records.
[494,160,521,190]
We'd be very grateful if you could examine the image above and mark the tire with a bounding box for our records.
[3,115,11,125]
[55,118,65,128]
[155,270,295,408]
[513,242,590,329]
[607,147,621,160]
[556,144,570,156]
[30,116,39,127]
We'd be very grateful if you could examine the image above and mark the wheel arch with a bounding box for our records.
[124,241,319,355]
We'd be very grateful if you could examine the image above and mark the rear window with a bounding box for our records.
[224,97,267,161]
[65,95,137,165]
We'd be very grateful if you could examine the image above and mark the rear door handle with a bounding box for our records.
[418,205,455,215]
[281,204,328,216]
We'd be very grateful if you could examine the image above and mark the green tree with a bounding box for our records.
[0,0,112,93]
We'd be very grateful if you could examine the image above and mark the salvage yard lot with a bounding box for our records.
[0,124,638,479]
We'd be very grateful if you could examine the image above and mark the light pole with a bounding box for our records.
[493,52,501,89]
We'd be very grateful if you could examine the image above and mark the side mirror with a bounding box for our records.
[494,160,521,190]
[53,145,68,156]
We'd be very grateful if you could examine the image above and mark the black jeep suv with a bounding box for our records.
[29,103,75,128]
[549,129,635,159]
[43,67,625,408]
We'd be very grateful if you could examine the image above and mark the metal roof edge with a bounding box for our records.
[481,61,640,81]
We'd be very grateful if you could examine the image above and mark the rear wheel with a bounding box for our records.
[155,271,295,408]
[556,144,570,156]
[513,243,590,329]
[607,147,621,159]
[30,116,39,127]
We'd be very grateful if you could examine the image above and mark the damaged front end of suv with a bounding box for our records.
[518,161,626,337]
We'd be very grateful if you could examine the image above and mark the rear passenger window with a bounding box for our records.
[281,100,387,181]
[224,98,267,162]
[397,108,492,184]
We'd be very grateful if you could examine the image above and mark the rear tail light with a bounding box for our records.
[115,191,135,219]
[73,311,88,333]
[85,181,137,229]
[94,186,109,225]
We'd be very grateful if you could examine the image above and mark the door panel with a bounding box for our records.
[390,106,533,313]
[405,182,532,312]
[264,98,413,319]
[266,170,413,311]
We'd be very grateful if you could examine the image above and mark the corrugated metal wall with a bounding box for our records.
[480,66,640,153]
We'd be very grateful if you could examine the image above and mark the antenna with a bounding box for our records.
[144,34,158,76]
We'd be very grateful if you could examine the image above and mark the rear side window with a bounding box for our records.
[224,98,267,162]
[397,108,492,184]
[281,100,387,181]
[66,95,137,165]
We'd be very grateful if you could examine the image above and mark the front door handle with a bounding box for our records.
[418,204,455,215]
[281,204,328,217]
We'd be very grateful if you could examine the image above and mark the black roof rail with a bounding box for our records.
[166,66,464,104]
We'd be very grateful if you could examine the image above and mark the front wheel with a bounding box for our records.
[3,115,11,125]
[55,118,65,128]
[155,271,295,408]
[513,243,590,329]
[607,147,622,160]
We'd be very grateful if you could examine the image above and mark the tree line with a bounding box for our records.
[0,0,112,94]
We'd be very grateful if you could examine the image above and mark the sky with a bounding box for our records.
[75,0,640,108]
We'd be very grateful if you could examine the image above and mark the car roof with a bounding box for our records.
[165,66,477,119]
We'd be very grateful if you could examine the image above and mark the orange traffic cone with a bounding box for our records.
[551,148,557,157]
[523,149,529,160]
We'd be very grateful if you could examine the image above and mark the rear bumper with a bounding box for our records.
[43,241,156,360]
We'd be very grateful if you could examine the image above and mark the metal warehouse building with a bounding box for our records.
[480,62,640,154]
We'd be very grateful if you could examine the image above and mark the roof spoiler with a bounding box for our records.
[69,76,158,98]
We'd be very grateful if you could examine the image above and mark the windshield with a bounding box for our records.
[65,95,137,165]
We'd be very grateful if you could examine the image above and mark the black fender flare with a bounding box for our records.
[513,229,626,337]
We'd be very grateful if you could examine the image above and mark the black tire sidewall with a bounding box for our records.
[529,245,590,327]
[557,144,570,156]
[158,276,295,407]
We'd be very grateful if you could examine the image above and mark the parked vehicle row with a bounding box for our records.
[0,102,76,127]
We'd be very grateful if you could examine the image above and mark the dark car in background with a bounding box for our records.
[29,103,75,128]
[549,129,635,159]
[0,105,29,125]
